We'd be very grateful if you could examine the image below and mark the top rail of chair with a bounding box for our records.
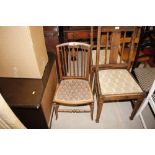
[56,42,91,48]
[101,26,136,32]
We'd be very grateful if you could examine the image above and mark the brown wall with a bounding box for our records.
[0,26,48,79]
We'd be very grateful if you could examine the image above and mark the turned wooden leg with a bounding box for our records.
[90,69,94,89]
[96,98,103,123]
[54,104,59,120]
[130,98,143,120]
[90,103,94,120]
[93,75,96,95]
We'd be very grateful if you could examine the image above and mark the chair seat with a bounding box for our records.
[53,79,93,105]
[99,69,143,95]
[92,49,123,65]
[134,67,155,92]
[152,94,155,102]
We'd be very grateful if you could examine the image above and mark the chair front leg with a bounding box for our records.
[96,98,104,123]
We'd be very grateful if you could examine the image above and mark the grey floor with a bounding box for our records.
[51,96,145,129]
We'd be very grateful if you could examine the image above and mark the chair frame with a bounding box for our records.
[94,26,145,123]
[135,80,155,129]
[53,42,94,120]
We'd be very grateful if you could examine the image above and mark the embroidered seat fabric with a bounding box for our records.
[92,50,123,65]
[152,94,155,102]
[134,68,155,92]
[99,69,143,95]
[53,79,93,104]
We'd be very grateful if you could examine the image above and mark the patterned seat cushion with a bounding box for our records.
[134,67,155,92]
[92,49,123,65]
[152,94,155,102]
[99,69,143,95]
[53,79,93,104]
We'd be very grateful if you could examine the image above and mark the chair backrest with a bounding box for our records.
[56,42,91,81]
[96,26,139,70]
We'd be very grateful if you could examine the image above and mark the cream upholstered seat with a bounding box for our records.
[92,49,123,65]
[53,79,93,105]
[99,69,143,95]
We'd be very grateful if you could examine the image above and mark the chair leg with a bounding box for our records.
[54,104,59,120]
[93,75,96,95]
[90,103,94,120]
[96,98,103,123]
[90,69,94,89]
[135,98,147,118]
[130,98,143,120]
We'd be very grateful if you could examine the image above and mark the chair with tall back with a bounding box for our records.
[90,26,141,91]
[132,26,155,94]
[53,42,94,121]
[94,26,145,123]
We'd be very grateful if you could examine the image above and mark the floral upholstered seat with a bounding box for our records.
[53,79,93,105]
[152,94,155,102]
[98,69,143,95]
[134,68,155,92]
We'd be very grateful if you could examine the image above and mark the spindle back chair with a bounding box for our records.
[53,42,94,121]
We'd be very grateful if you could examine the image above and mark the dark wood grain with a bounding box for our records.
[0,53,57,128]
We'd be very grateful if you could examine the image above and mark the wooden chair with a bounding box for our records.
[94,26,145,123]
[53,42,94,120]
[90,26,140,89]
[132,26,155,94]
[134,80,155,128]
